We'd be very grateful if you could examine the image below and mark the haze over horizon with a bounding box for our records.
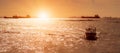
[0,0,120,18]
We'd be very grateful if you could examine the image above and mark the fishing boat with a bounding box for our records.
[85,27,97,40]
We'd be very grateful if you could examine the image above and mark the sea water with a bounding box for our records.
[0,18,120,53]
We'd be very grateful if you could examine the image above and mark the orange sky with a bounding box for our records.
[0,0,120,18]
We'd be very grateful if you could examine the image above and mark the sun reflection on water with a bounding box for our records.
[36,18,54,24]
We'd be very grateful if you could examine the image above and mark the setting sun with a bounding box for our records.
[37,11,49,20]
[36,11,52,22]
[38,12,49,18]
[37,12,49,18]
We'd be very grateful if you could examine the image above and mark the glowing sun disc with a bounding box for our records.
[37,11,49,18]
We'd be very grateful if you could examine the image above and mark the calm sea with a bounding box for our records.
[0,18,120,53]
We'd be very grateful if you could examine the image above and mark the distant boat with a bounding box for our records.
[85,27,97,40]
[81,14,100,18]
[69,14,100,18]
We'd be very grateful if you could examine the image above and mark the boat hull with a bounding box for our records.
[85,32,97,40]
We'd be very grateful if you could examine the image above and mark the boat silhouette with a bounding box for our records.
[85,27,97,40]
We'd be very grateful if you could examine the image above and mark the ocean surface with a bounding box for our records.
[0,18,120,53]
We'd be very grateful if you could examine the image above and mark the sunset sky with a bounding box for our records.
[0,0,120,18]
